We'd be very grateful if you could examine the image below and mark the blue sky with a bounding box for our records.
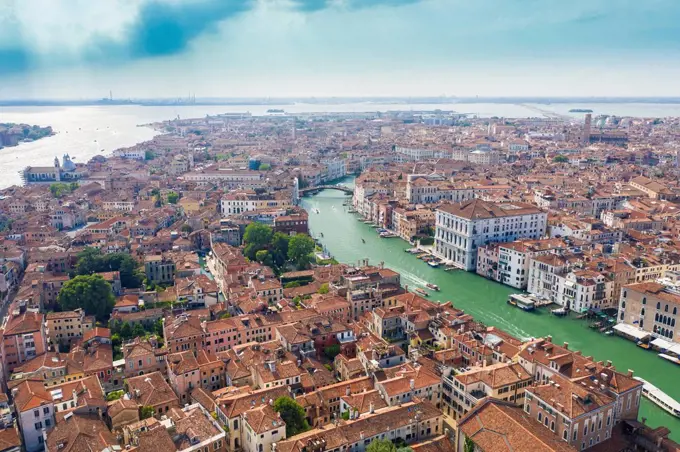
[1,0,679,98]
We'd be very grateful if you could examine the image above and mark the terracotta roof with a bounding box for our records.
[127,371,179,408]
[45,414,117,452]
[458,398,577,452]
[438,199,543,220]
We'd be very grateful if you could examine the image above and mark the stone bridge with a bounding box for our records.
[300,185,353,195]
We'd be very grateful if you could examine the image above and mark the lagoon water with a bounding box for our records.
[3,102,680,189]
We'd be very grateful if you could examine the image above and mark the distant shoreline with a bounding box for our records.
[3,97,680,107]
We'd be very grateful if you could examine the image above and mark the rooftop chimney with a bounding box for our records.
[563,342,569,350]
[627,369,634,377]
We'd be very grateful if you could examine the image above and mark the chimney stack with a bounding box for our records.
[627,369,634,377]
[563,342,569,350]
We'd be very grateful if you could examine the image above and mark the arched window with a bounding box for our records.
[642,297,646,305]
[621,301,626,309]
[657,302,661,310]
[665,304,669,313]
[674,307,678,315]
[641,308,645,316]
[655,313,660,322]
[623,290,627,298]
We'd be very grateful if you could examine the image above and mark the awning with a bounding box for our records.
[613,323,651,340]
[669,344,680,356]
[651,337,674,350]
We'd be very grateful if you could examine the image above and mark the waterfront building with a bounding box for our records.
[21,155,88,185]
[476,238,565,289]
[434,199,547,271]
[618,280,679,345]
[523,375,616,450]
[406,174,474,204]
[112,148,146,160]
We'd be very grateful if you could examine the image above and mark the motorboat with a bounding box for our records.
[507,294,536,311]
[425,283,440,291]
[413,288,429,297]
[634,376,680,418]
[551,307,568,317]
[427,261,439,268]
[659,353,680,365]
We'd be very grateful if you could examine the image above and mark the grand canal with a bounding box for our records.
[302,177,680,440]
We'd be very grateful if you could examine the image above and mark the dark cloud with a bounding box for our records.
[87,0,252,60]
[0,47,31,76]
[291,0,423,12]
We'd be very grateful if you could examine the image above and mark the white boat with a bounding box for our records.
[507,294,536,311]
[427,261,439,268]
[659,353,680,365]
[426,283,440,291]
[634,376,680,418]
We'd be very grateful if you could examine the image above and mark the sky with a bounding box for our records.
[1,0,680,99]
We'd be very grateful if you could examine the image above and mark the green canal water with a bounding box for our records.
[302,177,680,440]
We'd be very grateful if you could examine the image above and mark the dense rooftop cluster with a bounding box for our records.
[0,109,679,451]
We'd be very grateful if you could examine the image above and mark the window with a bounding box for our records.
[43,407,50,414]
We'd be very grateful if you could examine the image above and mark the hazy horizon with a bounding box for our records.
[2,0,680,99]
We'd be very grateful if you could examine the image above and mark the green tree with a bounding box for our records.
[366,439,397,452]
[243,223,273,260]
[318,283,329,294]
[553,155,569,163]
[145,150,155,160]
[259,163,271,170]
[120,322,133,339]
[69,182,79,191]
[273,397,309,437]
[75,248,142,288]
[140,406,155,420]
[464,437,476,452]
[57,275,115,321]
[167,191,179,204]
[132,323,146,338]
[49,183,73,198]
[255,250,273,267]
[270,232,290,268]
[181,224,193,234]
[324,344,340,360]
[288,234,315,269]
[284,281,301,289]
[106,390,125,401]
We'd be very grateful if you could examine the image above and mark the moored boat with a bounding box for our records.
[659,353,680,365]
[551,307,568,316]
[427,261,439,268]
[507,294,536,311]
[634,376,680,418]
